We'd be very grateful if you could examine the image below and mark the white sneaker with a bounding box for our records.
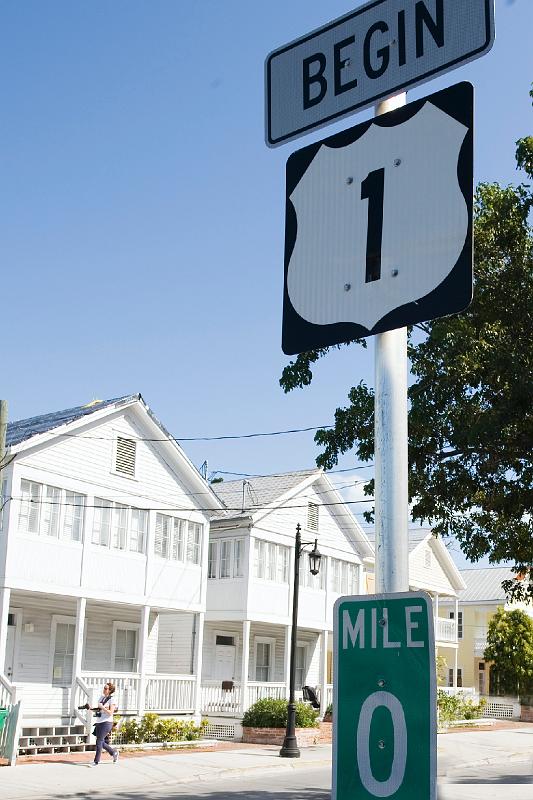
[113,751,119,763]
[89,762,98,767]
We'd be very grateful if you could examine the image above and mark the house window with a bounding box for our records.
[208,541,218,578]
[208,538,245,579]
[255,638,274,682]
[52,620,76,686]
[187,522,202,564]
[233,539,244,577]
[113,626,138,672]
[295,645,306,690]
[19,480,86,542]
[220,540,232,578]
[94,499,147,553]
[254,540,290,583]
[447,667,463,688]
[330,559,358,593]
[307,502,319,532]
[478,662,486,694]
[115,436,136,477]
[154,513,203,565]
[450,610,463,639]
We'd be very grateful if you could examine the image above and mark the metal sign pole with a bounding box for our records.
[374,93,409,595]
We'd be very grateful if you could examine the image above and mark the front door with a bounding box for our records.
[214,645,235,681]
[4,620,16,680]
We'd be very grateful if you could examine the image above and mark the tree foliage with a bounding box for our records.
[483,607,533,698]
[280,91,533,600]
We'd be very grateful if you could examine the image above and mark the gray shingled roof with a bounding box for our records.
[458,567,517,602]
[6,395,139,447]
[212,469,320,516]
[364,527,432,554]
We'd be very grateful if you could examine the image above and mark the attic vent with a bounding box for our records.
[115,437,136,477]
[307,502,319,532]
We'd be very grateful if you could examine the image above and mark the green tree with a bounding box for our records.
[280,95,533,600]
[483,607,533,697]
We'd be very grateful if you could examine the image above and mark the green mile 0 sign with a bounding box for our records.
[333,592,436,800]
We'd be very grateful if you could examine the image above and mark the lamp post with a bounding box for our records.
[280,523,321,758]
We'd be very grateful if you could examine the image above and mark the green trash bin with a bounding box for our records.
[0,708,8,732]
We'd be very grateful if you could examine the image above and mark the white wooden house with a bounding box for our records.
[366,527,466,684]
[200,470,374,727]
[0,394,223,752]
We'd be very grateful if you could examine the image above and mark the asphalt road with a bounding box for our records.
[61,762,533,800]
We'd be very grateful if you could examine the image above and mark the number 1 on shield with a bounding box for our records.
[361,167,385,283]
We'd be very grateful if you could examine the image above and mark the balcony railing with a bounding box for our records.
[435,617,457,643]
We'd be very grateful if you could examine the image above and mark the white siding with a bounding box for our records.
[156,613,195,674]
[410,541,456,594]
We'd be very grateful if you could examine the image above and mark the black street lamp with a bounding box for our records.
[280,523,322,758]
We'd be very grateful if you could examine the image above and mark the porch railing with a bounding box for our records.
[80,673,140,713]
[0,673,17,708]
[246,682,287,706]
[435,618,457,643]
[72,677,97,734]
[145,675,195,713]
[200,681,242,714]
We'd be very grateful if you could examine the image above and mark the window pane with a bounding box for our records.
[277,546,289,583]
[255,642,271,682]
[63,492,85,541]
[186,522,202,564]
[130,509,147,553]
[267,543,276,581]
[155,513,169,558]
[19,480,41,534]
[220,540,231,578]
[208,541,217,578]
[233,539,243,577]
[254,540,266,579]
[172,518,185,561]
[93,498,112,546]
[112,504,128,550]
[41,485,60,537]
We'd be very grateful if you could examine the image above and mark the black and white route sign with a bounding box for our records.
[266,0,492,147]
[282,81,473,356]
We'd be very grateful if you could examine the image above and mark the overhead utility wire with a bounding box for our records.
[42,424,334,442]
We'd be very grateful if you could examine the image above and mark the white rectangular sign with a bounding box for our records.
[266,0,493,147]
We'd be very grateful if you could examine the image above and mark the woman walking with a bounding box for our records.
[90,682,119,766]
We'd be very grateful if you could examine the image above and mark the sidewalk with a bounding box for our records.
[1,723,531,800]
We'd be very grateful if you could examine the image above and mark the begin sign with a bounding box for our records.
[333,592,436,800]
[266,0,493,146]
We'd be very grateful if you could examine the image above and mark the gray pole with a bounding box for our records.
[374,95,409,595]
[280,523,301,758]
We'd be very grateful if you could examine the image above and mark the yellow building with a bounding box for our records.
[439,567,530,694]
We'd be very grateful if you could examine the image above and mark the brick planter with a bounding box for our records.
[243,722,332,746]
[520,705,533,722]
[242,726,321,746]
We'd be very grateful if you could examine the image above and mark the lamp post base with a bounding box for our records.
[279,734,301,758]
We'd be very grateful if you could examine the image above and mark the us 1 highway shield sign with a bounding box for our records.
[282,81,473,355]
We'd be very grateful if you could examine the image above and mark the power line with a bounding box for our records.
[39,424,335,443]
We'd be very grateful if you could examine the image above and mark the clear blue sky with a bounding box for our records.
[0,1,530,560]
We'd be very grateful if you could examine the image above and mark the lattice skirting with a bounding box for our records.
[203,723,237,740]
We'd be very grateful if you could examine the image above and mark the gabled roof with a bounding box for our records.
[5,394,223,511]
[211,469,374,561]
[457,567,518,603]
[211,469,319,516]
[6,395,138,447]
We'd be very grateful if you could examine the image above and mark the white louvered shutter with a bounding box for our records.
[115,437,136,477]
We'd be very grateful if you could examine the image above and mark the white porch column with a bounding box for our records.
[193,611,205,719]
[240,620,250,713]
[0,586,11,673]
[434,594,439,640]
[137,605,150,715]
[453,598,459,688]
[70,597,86,712]
[283,625,291,699]
[319,629,329,716]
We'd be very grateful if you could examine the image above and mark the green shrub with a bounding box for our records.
[325,703,333,716]
[437,690,486,726]
[242,698,320,729]
[119,714,207,744]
